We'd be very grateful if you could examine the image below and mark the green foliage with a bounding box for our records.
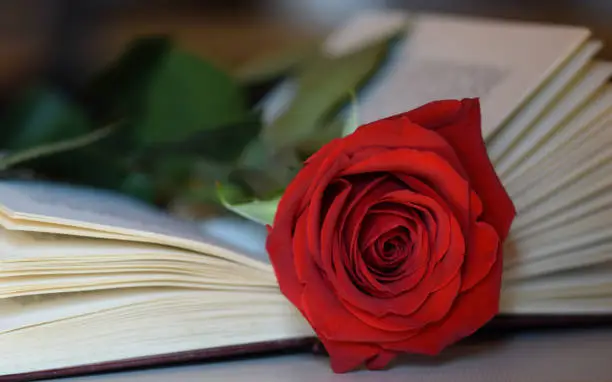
[0,29,400,218]
[216,182,280,226]
[262,37,394,149]
[2,88,92,151]
[88,36,252,145]
[0,88,128,189]
[224,35,399,217]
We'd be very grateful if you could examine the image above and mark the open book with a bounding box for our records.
[3,11,612,380]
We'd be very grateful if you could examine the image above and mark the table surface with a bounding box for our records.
[50,328,612,382]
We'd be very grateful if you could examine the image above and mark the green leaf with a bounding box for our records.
[89,36,251,146]
[217,182,279,226]
[86,36,172,124]
[262,35,397,149]
[138,49,250,144]
[2,87,91,150]
[293,91,360,158]
[342,90,361,136]
[234,139,302,198]
[141,114,262,162]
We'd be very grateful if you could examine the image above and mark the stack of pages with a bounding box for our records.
[2,10,612,380]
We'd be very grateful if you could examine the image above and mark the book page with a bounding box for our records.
[495,61,612,177]
[0,181,205,241]
[0,181,273,269]
[502,84,612,185]
[325,11,591,139]
[0,290,312,376]
[486,40,602,161]
[0,288,184,334]
[0,229,276,300]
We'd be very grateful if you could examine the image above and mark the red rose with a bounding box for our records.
[266,99,515,372]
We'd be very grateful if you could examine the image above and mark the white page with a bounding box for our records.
[0,288,301,335]
[0,227,208,260]
[503,262,612,298]
[0,291,312,376]
[324,10,590,139]
[515,206,612,251]
[504,113,612,207]
[495,61,612,176]
[0,288,190,334]
[0,181,203,241]
[500,295,612,314]
[506,114,612,213]
[503,85,612,186]
[513,188,612,241]
[0,271,275,300]
[0,181,273,270]
[503,238,612,279]
[510,133,612,229]
[486,41,602,162]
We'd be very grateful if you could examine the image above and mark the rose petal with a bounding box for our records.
[306,151,351,257]
[317,179,352,273]
[347,116,467,178]
[319,178,397,296]
[344,272,461,331]
[265,226,303,308]
[390,99,463,129]
[333,236,433,319]
[331,178,407,295]
[341,150,470,227]
[461,222,499,291]
[395,272,461,327]
[344,178,404,258]
[342,207,463,321]
[365,349,397,370]
[322,340,388,373]
[393,173,470,237]
[368,205,431,281]
[402,99,515,239]
[364,227,412,282]
[379,190,451,265]
[355,224,427,298]
[267,138,346,307]
[329,186,465,319]
[375,224,430,294]
[292,213,313,282]
[382,247,503,355]
[326,180,458,316]
[301,259,420,343]
[359,213,409,255]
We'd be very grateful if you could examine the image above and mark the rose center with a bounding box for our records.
[363,228,411,279]
[382,241,395,254]
[381,236,407,262]
[382,237,404,259]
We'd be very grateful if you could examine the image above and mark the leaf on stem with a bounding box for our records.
[88,36,252,146]
[262,35,398,149]
[216,181,279,226]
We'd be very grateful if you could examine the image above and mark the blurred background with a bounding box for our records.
[1,0,611,214]
[2,0,612,95]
